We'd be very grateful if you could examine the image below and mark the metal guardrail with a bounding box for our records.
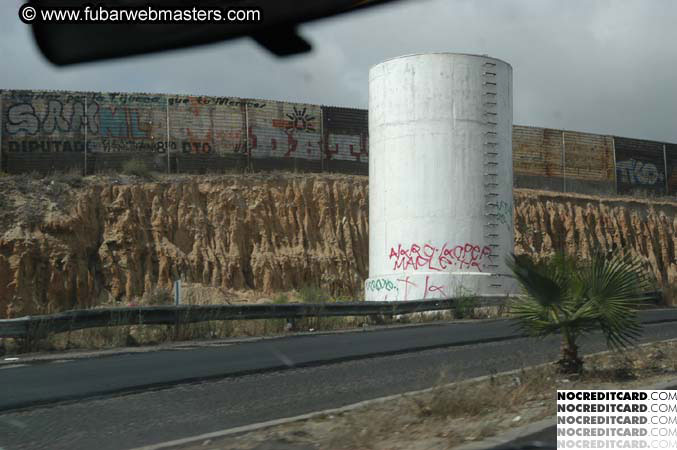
[0,297,509,339]
[0,291,663,339]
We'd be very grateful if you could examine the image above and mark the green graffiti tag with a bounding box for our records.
[496,201,513,230]
[366,278,399,293]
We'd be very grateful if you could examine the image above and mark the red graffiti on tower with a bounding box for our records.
[389,242,493,272]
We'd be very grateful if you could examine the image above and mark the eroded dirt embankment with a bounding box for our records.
[0,174,368,317]
[0,173,674,317]
[513,190,676,288]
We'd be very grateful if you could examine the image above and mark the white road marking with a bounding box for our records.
[0,418,27,429]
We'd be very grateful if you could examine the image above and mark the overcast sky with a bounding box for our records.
[2,0,677,143]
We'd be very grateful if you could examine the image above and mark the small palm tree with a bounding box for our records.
[507,251,651,374]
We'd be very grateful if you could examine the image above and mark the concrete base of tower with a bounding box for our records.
[364,272,519,301]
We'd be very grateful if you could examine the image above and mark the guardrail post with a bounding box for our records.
[612,136,618,195]
[562,130,567,192]
[319,106,325,172]
[174,280,181,306]
[0,93,4,173]
[663,143,669,195]
[166,96,171,174]
[84,94,88,175]
[245,104,251,172]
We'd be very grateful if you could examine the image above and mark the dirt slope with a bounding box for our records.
[0,173,674,317]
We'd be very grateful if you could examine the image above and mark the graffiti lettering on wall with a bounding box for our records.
[616,159,665,185]
[395,275,448,300]
[2,91,367,161]
[365,278,399,295]
[423,276,447,299]
[264,107,318,157]
[167,96,266,108]
[325,133,368,161]
[7,141,95,152]
[495,201,513,230]
[389,242,493,272]
[174,105,244,155]
[247,105,323,159]
[5,100,98,136]
[106,93,163,104]
[181,141,211,154]
[248,126,322,158]
[273,107,316,133]
[99,107,151,139]
[100,139,173,153]
[3,96,169,153]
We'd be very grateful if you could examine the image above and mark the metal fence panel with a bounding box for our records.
[614,137,667,196]
[512,125,564,191]
[84,92,168,173]
[89,92,167,153]
[174,153,248,174]
[1,90,88,173]
[247,100,323,172]
[2,89,677,198]
[665,143,677,196]
[167,95,248,156]
[563,130,615,195]
[322,106,368,174]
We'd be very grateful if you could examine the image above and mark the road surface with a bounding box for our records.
[2,310,677,449]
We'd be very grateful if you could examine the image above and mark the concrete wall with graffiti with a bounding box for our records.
[0,89,368,175]
[614,137,668,196]
[1,89,675,197]
[512,125,673,197]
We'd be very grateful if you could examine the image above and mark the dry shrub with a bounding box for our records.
[122,159,153,179]
[180,283,230,305]
[582,341,677,383]
[145,287,173,305]
[662,284,677,307]
[411,365,555,421]
[49,169,84,188]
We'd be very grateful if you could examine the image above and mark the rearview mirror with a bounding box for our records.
[27,0,400,65]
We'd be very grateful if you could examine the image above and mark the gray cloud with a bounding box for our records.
[1,0,676,142]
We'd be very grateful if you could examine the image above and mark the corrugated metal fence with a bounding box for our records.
[1,89,675,197]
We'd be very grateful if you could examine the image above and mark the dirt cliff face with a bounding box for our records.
[513,190,677,287]
[0,174,369,317]
[0,174,674,318]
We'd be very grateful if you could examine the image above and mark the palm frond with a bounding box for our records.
[506,254,566,307]
[507,250,650,356]
[509,296,562,336]
[577,252,649,350]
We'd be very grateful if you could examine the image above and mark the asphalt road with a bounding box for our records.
[1,310,677,450]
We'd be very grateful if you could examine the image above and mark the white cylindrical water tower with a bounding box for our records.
[365,53,516,301]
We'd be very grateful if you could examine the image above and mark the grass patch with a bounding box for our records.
[122,159,153,179]
[145,287,174,306]
[273,294,289,304]
[1,309,369,355]
[298,285,331,304]
[48,169,84,188]
[452,287,479,319]
[21,203,43,230]
[662,284,677,307]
